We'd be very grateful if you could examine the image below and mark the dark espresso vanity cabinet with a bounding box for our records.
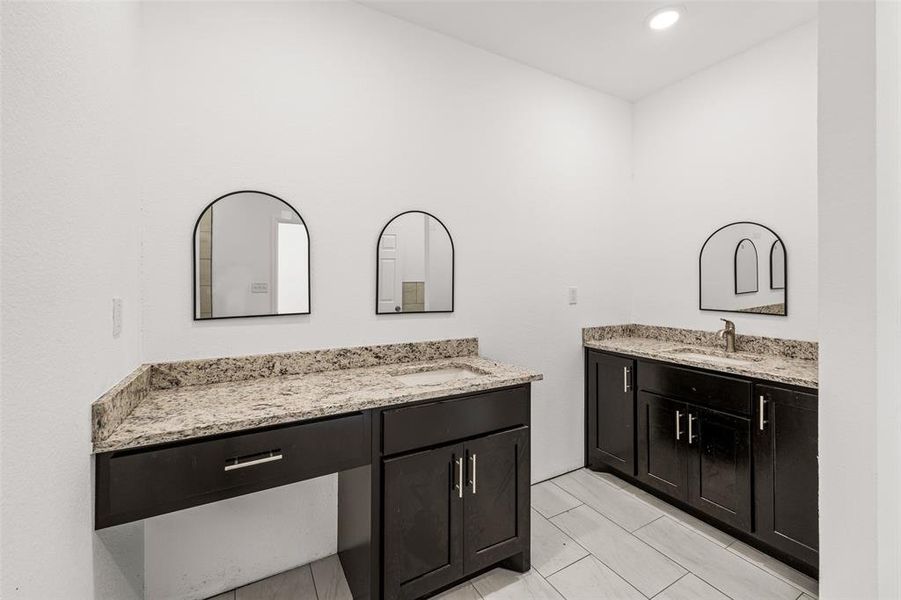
[638,363,753,531]
[381,389,530,600]
[754,384,819,567]
[586,348,818,576]
[586,351,635,475]
[96,383,532,600]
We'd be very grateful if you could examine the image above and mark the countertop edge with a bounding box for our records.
[92,371,542,454]
[584,340,818,390]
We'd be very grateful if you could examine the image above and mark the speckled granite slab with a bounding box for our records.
[583,324,817,388]
[92,339,542,453]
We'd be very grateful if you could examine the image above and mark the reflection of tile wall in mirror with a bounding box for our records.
[197,209,213,318]
[402,281,425,312]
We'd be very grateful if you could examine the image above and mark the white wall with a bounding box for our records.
[139,2,632,598]
[631,21,818,340]
[0,2,144,599]
[819,2,901,598]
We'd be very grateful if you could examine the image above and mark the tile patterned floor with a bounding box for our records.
[208,469,818,600]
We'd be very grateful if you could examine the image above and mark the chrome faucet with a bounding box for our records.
[717,319,736,353]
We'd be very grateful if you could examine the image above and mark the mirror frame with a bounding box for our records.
[698,221,787,317]
[375,210,454,315]
[192,190,311,321]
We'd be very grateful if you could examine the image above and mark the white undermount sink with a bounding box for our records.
[667,347,764,366]
[390,366,484,386]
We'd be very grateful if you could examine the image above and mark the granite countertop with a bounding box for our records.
[92,340,542,453]
[583,324,817,389]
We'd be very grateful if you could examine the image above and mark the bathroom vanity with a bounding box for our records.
[583,325,818,577]
[92,339,541,600]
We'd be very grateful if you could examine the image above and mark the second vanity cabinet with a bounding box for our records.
[637,363,753,531]
[381,388,530,600]
[586,349,818,576]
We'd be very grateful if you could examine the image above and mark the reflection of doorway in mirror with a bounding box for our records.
[378,234,399,313]
[276,221,309,314]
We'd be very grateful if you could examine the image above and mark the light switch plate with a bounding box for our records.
[568,287,578,305]
[112,297,123,338]
[251,282,269,294]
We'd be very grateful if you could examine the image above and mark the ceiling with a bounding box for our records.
[362,1,818,101]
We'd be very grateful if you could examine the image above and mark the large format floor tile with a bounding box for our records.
[310,554,353,600]
[611,476,735,547]
[726,540,818,597]
[654,574,730,600]
[211,470,818,600]
[235,565,317,600]
[531,481,582,518]
[472,567,563,599]
[635,517,804,600]
[551,505,685,597]
[531,509,590,577]
[553,469,662,532]
[546,556,645,600]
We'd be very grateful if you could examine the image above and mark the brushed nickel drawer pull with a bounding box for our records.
[675,410,682,441]
[689,414,697,444]
[224,450,283,472]
[759,395,768,431]
[470,453,477,495]
[454,457,464,499]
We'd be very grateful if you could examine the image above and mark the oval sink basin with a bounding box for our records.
[667,347,764,365]
[390,366,484,386]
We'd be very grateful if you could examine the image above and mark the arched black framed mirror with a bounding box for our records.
[734,238,759,295]
[376,210,453,314]
[699,221,787,316]
[770,240,786,290]
[193,190,310,320]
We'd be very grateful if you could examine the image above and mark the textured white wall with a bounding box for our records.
[139,2,631,598]
[631,22,818,340]
[0,2,144,599]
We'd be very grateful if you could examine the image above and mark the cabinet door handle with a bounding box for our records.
[224,450,282,472]
[623,366,632,393]
[454,457,464,499]
[688,414,697,444]
[469,453,477,495]
[675,410,682,441]
[759,395,768,431]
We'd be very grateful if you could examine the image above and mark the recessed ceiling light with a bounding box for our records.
[648,7,682,31]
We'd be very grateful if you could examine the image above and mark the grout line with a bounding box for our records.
[546,552,652,600]
[723,544,814,597]
[551,503,689,594]
[649,572,689,599]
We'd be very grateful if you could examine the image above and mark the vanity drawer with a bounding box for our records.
[381,385,529,456]
[638,361,751,416]
[96,412,370,529]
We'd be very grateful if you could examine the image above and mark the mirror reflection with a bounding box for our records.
[376,211,453,314]
[770,240,786,289]
[194,191,310,320]
[700,222,786,316]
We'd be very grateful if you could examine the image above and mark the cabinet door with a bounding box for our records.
[687,408,752,531]
[383,443,464,600]
[587,351,636,475]
[637,392,689,501]
[754,385,818,566]
[463,427,529,574]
